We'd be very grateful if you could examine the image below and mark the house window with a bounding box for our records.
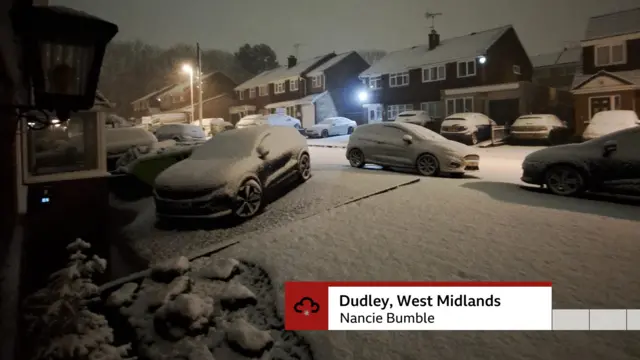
[290,79,298,91]
[311,75,323,88]
[420,101,443,119]
[259,85,268,96]
[274,81,286,94]
[422,65,446,82]
[389,72,409,87]
[387,104,413,120]
[369,76,382,89]
[445,97,473,116]
[238,90,244,100]
[286,106,297,117]
[513,65,521,75]
[457,60,476,78]
[249,88,256,98]
[588,95,622,121]
[595,43,626,66]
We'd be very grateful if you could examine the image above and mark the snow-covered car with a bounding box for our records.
[521,126,640,196]
[305,117,357,138]
[440,113,496,145]
[509,114,570,144]
[204,118,234,137]
[582,110,640,141]
[104,127,158,170]
[153,125,311,220]
[236,114,302,130]
[346,122,479,177]
[154,123,207,143]
[394,110,432,127]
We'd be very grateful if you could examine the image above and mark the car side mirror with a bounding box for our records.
[603,140,617,156]
[257,145,270,158]
[402,134,413,144]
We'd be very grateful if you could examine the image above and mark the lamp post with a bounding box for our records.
[182,63,194,124]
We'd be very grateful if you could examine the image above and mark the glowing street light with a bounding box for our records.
[357,90,369,102]
[182,64,194,123]
[478,56,487,64]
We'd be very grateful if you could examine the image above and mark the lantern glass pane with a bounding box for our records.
[39,41,94,96]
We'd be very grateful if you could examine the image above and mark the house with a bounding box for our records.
[570,7,640,136]
[130,84,176,118]
[131,71,237,121]
[531,47,582,90]
[358,25,567,126]
[230,51,369,127]
[162,93,236,123]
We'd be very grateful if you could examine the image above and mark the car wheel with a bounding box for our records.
[298,152,312,182]
[233,179,263,219]
[416,153,440,176]
[544,165,586,196]
[348,148,365,168]
[321,130,329,138]
[470,133,478,145]
[347,127,354,135]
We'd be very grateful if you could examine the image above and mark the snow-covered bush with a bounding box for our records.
[23,239,134,360]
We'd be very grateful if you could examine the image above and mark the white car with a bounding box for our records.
[394,110,432,127]
[236,114,302,130]
[440,113,496,145]
[306,117,357,138]
[154,125,311,220]
[582,110,640,141]
[509,114,570,144]
[346,122,479,177]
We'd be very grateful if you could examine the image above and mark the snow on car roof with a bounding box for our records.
[190,126,268,159]
[584,7,640,41]
[360,25,511,77]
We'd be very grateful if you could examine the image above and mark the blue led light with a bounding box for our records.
[41,197,50,203]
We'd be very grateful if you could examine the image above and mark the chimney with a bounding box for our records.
[428,29,440,50]
[287,55,297,68]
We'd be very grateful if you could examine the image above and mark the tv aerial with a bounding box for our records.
[425,12,442,31]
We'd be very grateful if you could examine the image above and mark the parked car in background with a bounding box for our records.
[104,127,158,171]
[346,122,479,177]
[204,118,234,137]
[236,114,302,130]
[521,126,640,197]
[394,110,432,127]
[154,123,207,143]
[509,114,570,145]
[306,117,357,138]
[154,125,311,220]
[440,113,496,145]
[582,110,640,141]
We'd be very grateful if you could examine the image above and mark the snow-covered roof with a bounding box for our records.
[265,92,327,109]
[572,70,640,89]
[306,52,354,77]
[360,25,511,77]
[584,7,640,41]
[530,47,581,68]
[131,84,177,104]
[234,53,334,90]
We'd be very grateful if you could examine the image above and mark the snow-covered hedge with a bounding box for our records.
[23,239,134,360]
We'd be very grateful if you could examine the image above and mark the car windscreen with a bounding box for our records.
[190,131,255,159]
[513,116,544,125]
[405,124,446,141]
[237,117,263,127]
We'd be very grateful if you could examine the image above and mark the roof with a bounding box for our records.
[530,47,581,68]
[584,7,640,41]
[235,53,334,90]
[162,93,230,114]
[306,51,354,77]
[264,92,327,109]
[572,69,640,89]
[360,25,512,77]
[131,83,177,104]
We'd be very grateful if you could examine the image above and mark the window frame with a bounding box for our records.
[369,76,382,89]
[249,88,256,99]
[420,101,442,119]
[289,79,299,91]
[594,43,626,67]
[445,97,474,116]
[387,104,414,120]
[311,75,323,88]
[456,59,477,78]
[388,72,410,88]
[422,65,446,82]
[238,90,244,100]
[513,65,521,75]
[258,85,268,97]
[273,81,286,94]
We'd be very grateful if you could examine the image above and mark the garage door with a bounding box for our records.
[489,99,520,126]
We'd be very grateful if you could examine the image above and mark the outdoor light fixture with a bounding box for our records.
[357,90,369,102]
[478,56,487,64]
[10,5,118,125]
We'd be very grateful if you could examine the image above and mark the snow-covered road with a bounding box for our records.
[119,146,640,360]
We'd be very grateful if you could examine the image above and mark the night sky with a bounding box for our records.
[53,0,639,61]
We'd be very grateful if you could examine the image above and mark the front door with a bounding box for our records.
[367,104,383,123]
[589,95,621,119]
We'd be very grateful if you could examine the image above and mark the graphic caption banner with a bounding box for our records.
[285,281,552,331]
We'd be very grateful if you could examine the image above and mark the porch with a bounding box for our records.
[265,92,330,128]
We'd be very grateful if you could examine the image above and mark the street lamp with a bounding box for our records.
[10,5,118,124]
[182,63,194,124]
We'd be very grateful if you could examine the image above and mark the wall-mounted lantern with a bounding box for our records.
[11,5,118,123]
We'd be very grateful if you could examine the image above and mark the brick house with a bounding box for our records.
[570,7,640,136]
[531,47,582,90]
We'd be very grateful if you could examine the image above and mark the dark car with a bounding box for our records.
[521,126,640,196]
[154,123,207,143]
[440,113,496,145]
[153,125,311,220]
